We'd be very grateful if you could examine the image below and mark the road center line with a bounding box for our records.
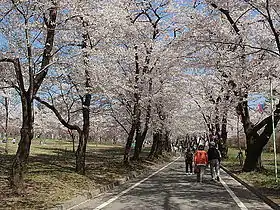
[93,156,181,210]
[220,175,248,210]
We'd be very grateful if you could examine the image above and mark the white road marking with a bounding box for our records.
[67,199,92,210]
[220,177,248,210]
[93,156,181,210]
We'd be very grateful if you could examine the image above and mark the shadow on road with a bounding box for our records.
[102,159,271,210]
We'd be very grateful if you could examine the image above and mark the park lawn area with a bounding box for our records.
[0,139,172,210]
[223,148,280,205]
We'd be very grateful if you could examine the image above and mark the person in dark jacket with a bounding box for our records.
[184,147,193,175]
[207,141,221,181]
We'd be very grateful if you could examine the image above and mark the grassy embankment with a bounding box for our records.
[223,148,280,204]
[0,139,172,209]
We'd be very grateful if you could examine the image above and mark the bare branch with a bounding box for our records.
[34,96,82,133]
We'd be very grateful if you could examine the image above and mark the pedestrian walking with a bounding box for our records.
[184,147,193,175]
[207,141,221,181]
[194,144,208,183]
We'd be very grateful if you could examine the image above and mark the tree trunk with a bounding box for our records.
[133,132,143,161]
[132,127,149,161]
[243,134,261,171]
[132,108,142,161]
[132,102,151,161]
[164,130,171,152]
[10,95,33,192]
[73,17,92,174]
[124,45,141,164]
[75,132,86,174]
[124,123,136,164]
[148,131,160,159]
[8,7,57,191]
[214,113,221,141]
[75,90,91,174]
[219,114,228,158]
[155,131,164,157]
[243,104,280,171]
[68,129,76,153]
[4,96,9,154]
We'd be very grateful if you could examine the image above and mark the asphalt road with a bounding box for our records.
[69,157,273,210]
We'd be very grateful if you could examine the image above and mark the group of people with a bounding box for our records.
[1,138,16,144]
[184,141,221,183]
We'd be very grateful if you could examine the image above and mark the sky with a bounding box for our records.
[0,34,8,50]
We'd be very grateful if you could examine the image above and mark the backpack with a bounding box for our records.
[211,147,221,160]
[195,150,208,165]
[185,150,193,162]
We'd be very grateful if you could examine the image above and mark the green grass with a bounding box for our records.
[223,148,280,204]
[0,139,172,209]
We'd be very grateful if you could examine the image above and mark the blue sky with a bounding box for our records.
[0,34,8,50]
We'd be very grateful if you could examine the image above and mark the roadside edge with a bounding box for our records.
[221,165,280,210]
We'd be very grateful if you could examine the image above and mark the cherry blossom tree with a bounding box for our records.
[0,0,59,191]
[182,0,280,171]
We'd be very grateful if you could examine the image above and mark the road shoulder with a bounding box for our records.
[221,165,279,210]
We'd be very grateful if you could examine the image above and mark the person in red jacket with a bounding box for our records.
[194,144,208,183]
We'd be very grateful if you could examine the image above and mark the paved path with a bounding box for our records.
[69,157,273,210]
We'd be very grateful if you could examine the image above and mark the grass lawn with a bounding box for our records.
[223,148,280,205]
[0,139,173,209]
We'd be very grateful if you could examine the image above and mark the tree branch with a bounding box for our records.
[33,6,57,95]
[0,58,26,96]
[210,3,240,34]
[34,96,82,133]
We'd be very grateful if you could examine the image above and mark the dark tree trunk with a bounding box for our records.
[132,109,142,161]
[139,129,148,153]
[124,101,140,163]
[7,7,57,191]
[243,134,262,171]
[133,131,143,161]
[10,95,33,192]
[243,115,280,171]
[148,131,160,159]
[241,101,280,171]
[132,126,149,161]
[124,45,141,164]
[124,123,136,164]
[4,96,9,154]
[150,100,166,159]
[75,92,91,174]
[155,131,164,157]
[68,129,76,153]
[219,113,228,158]
[76,133,86,174]
[214,118,221,140]
[133,102,151,161]
[164,130,171,152]
[74,17,92,174]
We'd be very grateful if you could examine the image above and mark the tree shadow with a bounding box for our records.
[96,160,275,210]
[0,144,159,209]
